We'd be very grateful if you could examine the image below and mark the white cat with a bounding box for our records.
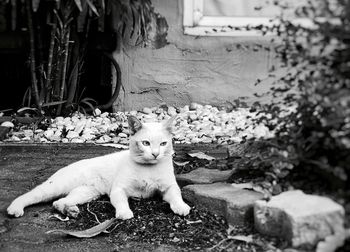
[7,115,191,220]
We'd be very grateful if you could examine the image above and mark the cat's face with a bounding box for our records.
[128,116,175,164]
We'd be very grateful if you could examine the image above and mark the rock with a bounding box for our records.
[189,102,198,110]
[254,190,345,248]
[118,132,128,138]
[81,133,95,141]
[55,116,64,122]
[44,129,55,139]
[96,135,112,143]
[47,135,61,142]
[74,120,86,134]
[188,113,198,121]
[66,131,80,139]
[183,183,264,226]
[94,108,101,116]
[129,110,138,116]
[167,106,177,117]
[1,121,14,128]
[71,138,85,143]
[180,105,190,113]
[176,168,233,187]
[10,136,21,141]
[101,112,109,118]
[142,107,152,114]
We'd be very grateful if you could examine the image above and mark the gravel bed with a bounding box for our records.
[1,103,283,146]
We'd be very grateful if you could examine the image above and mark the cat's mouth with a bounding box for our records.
[133,156,159,165]
[146,158,158,164]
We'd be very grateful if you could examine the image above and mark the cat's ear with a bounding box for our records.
[163,116,176,133]
[128,115,143,135]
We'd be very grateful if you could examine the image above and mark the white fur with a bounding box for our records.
[7,116,190,220]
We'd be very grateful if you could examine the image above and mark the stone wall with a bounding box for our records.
[112,0,280,111]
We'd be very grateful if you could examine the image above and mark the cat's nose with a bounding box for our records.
[152,153,159,159]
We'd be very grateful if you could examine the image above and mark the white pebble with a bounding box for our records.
[94,108,101,116]
[142,107,152,114]
[118,132,128,138]
[1,121,14,128]
[71,138,85,143]
[66,131,80,139]
[167,106,177,117]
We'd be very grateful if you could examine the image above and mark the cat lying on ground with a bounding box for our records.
[7,115,190,220]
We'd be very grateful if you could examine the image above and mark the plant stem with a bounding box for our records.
[45,12,57,103]
[25,0,41,109]
[57,26,71,115]
[97,52,122,110]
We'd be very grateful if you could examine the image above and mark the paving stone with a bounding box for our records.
[176,168,233,187]
[183,183,264,226]
[254,190,345,248]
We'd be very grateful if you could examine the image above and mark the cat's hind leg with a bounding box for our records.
[7,180,70,218]
[53,186,101,218]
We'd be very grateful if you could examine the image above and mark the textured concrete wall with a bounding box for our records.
[112,0,279,111]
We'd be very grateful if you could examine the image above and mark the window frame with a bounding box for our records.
[183,0,313,37]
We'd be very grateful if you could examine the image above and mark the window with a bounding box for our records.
[183,0,312,36]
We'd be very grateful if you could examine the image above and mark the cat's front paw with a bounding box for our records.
[170,202,191,216]
[65,205,80,218]
[115,208,134,220]
[7,202,24,217]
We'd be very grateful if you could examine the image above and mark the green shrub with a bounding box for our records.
[262,0,350,189]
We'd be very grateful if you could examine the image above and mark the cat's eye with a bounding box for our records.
[141,140,150,146]
[160,141,167,146]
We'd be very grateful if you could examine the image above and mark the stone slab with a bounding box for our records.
[176,168,233,187]
[183,183,264,226]
[254,190,345,248]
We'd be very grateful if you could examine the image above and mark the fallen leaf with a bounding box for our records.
[46,218,116,238]
[48,214,70,222]
[229,234,254,243]
[231,182,254,190]
[226,224,236,235]
[186,220,202,225]
[231,183,271,198]
[188,152,215,161]
[174,161,190,166]
[97,143,128,149]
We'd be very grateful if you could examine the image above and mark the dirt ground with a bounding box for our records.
[0,143,187,252]
[0,143,237,252]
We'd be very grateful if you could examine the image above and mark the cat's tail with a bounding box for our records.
[7,166,78,217]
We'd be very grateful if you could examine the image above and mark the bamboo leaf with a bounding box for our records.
[74,0,83,12]
[42,100,67,107]
[53,9,63,30]
[80,100,96,112]
[48,214,70,222]
[188,152,215,161]
[86,0,100,17]
[17,107,40,114]
[46,218,116,238]
[80,97,97,104]
[229,234,254,243]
